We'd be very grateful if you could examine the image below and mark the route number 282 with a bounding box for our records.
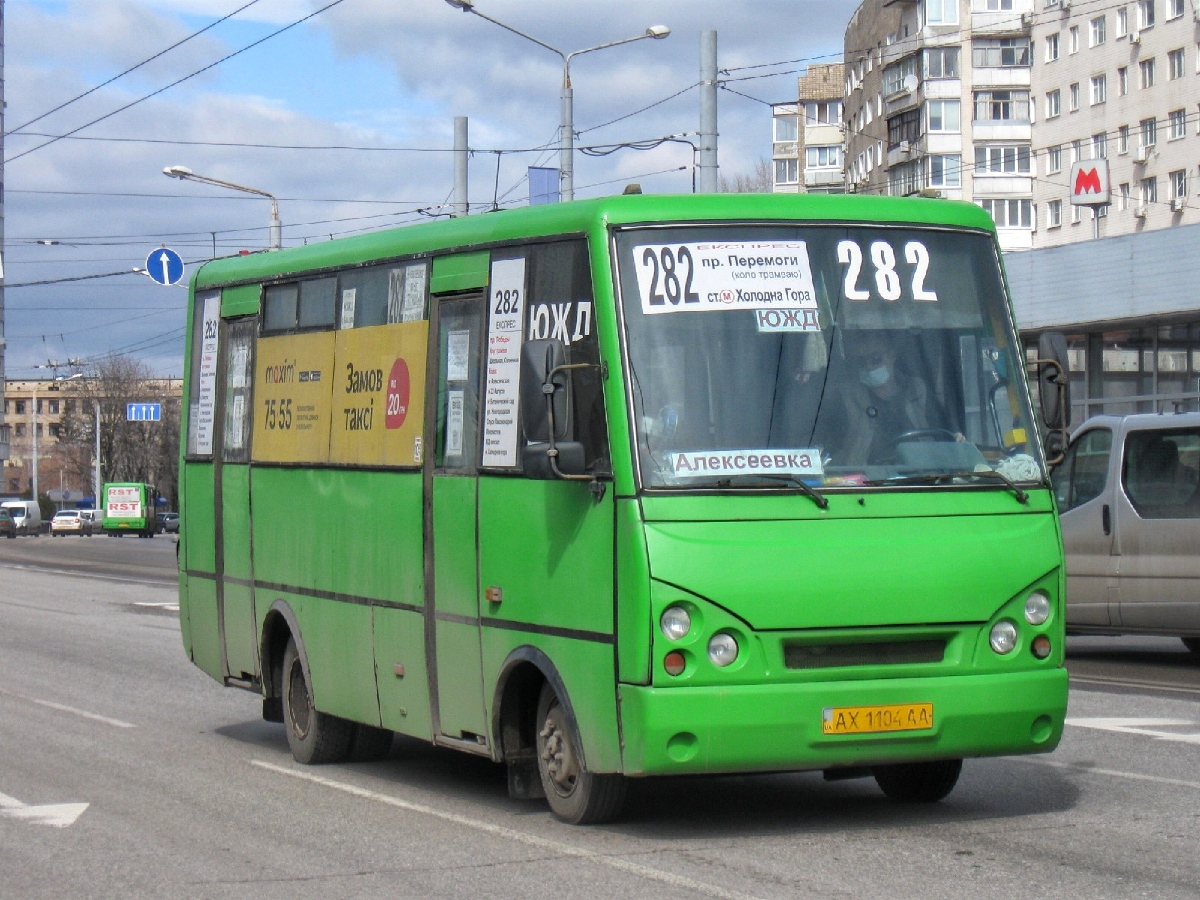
[837,239,938,303]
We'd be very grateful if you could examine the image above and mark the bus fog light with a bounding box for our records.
[660,606,691,641]
[664,651,686,676]
[990,620,1018,654]
[708,633,739,667]
[1031,635,1052,659]
[1024,591,1050,625]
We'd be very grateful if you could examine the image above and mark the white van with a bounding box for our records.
[1052,413,1200,655]
[0,500,42,536]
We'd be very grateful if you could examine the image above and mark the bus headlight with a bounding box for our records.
[990,620,1018,654]
[1024,591,1051,625]
[660,606,691,641]
[708,633,739,667]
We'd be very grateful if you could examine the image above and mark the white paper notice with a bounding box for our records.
[340,288,357,330]
[193,291,220,455]
[633,241,819,315]
[482,257,525,467]
[446,390,465,457]
[447,330,470,382]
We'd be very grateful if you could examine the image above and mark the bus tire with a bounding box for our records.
[535,682,626,824]
[873,758,962,803]
[282,637,353,765]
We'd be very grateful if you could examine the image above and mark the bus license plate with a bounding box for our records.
[821,703,934,736]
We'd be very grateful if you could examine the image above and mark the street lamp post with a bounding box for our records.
[444,0,668,202]
[162,166,282,250]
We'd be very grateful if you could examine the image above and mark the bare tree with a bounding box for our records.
[720,157,774,193]
[55,356,180,507]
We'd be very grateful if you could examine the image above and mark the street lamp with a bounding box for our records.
[444,0,669,202]
[162,165,282,250]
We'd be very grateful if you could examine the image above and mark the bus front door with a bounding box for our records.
[426,293,489,745]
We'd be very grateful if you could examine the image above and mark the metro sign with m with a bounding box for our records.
[1070,159,1111,206]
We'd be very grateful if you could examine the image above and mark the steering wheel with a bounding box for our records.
[891,428,959,444]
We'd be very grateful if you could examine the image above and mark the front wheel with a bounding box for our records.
[535,682,626,824]
[281,637,354,764]
[873,759,962,802]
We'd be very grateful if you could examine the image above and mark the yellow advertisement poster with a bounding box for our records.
[330,321,428,467]
[254,332,335,463]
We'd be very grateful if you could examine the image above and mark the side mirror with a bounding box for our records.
[1037,332,1071,466]
[519,339,588,480]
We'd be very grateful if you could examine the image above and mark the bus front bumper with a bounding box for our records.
[617,668,1068,776]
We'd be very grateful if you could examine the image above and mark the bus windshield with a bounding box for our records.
[615,224,1044,491]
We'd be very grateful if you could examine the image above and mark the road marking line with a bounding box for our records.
[253,760,764,900]
[1070,674,1200,697]
[0,688,135,728]
[134,602,179,611]
[1066,716,1200,745]
[0,790,89,827]
[1020,757,1200,791]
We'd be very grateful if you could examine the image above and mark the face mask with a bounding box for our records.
[859,365,890,389]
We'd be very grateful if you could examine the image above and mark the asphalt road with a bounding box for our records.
[2,537,1199,899]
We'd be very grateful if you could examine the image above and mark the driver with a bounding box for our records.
[824,331,932,465]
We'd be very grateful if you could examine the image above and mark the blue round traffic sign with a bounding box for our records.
[145,247,185,285]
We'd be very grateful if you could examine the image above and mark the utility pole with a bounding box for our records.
[697,30,719,193]
[0,0,9,472]
[453,116,469,217]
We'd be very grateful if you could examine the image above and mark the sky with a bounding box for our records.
[4,0,860,379]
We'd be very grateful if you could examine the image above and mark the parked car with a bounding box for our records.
[0,507,15,539]
[157,512,180,534]
[1052,412,1200,657]
[50,509,95,536]
[0,499,42,536]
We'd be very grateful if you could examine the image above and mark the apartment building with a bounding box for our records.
[1032,0,1199,244]
[844,0,1036,251]
[772,63,847,193]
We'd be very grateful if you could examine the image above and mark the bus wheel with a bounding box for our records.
[535,682,626,824]
[282,638,353,765]
[873,759,962,803]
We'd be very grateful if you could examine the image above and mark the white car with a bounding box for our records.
[50,510,94,536]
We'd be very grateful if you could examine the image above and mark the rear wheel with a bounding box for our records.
[873,759,962,802]
[281,637,354,764]
[535,682,626,824]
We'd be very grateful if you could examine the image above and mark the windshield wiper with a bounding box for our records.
[755,474,830,510]
[868,469,1029,504]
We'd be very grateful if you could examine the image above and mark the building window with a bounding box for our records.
[926,99,960,131]
[1117,8,1129,36]
[1048,200,1063,228]
[1169,48,1185,80]
[1071,139,1084,165]
[980,198,1032,228]
[924,46,959,78]
[1171,169,1187,200]
[1047,144,1063,173]
[48,399,59,414]
[14,424,25,438]
[976,144,1032,173]
[1093,132,1108,158]
[973,37,1031,67]
[14,400,25,414]
[1170,108,1187,139]
[1118,125,1130,153]
[1169,0,1185,17]
[774,158,799,185]
[1118,67,1129,95]
[1046,89,1062,118]
[1090,16,1107,46]
[1118,182,1130,210]
[928,154,962,187]
[1140,58,1156,89]
[926,0,959,25]
[805,145,841,168]
[985,0,1014,8]
[1069,83,1081,111]
[1069,26,1080,54]
[804,101,841,125]
[1046,33,1061,61]
[1140,176,1158,205]
[774,116,799,142]
[888,107,922,145]
[888,160,921,196]
[883,55,920,94]
[1137,0,1156,29]
[1140,117,1158,147]
[49,423,61,439]
[1090,74,1107,105]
